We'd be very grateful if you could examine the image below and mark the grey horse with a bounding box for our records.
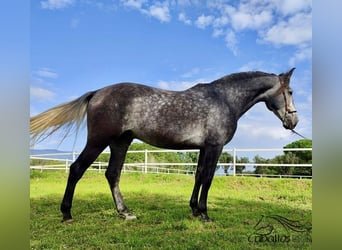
[30,68,298,222]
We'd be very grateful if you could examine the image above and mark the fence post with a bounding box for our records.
[72,151,76,162]
[144,149,148,174]
[232,148,236,176]
[65,159,69,173]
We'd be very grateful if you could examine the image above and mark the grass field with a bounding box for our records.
[30,171,312,249]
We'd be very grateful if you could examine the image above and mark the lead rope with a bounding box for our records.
[291,129,309,140]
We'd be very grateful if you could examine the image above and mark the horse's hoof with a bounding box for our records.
[62,218,73,224]
[191,208,201,217]
[125,214,137,220]
[192,211,201,217]
[119,212,137,220]
[201,214,213,223]
[201,217,213,223]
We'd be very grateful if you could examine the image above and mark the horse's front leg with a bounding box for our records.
[105,137,137,220]
[197,145,223,222]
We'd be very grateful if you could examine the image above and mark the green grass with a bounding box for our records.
[30,171,312,249]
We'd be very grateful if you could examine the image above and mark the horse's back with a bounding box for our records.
[86,82,218,147]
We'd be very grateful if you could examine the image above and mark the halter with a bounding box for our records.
[276,77,309,140]
[282,91,297,114]
[275,78,297,115]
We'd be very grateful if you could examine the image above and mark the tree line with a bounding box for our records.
[94,139,312,176]
[252,139,312,176]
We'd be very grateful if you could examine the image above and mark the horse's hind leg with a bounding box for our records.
[105,133,136,220]
[190,148,205,217]
[60,142,107,222]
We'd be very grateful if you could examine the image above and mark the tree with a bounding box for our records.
[284,139,312,176]
[271,153,297,175]
[284,139,312,163]
[178,151,198,172]
[219,152,233,173]
[94,142,184,169]
[236,156,248,174]
[254,155,275,175]
[253,139,312,177]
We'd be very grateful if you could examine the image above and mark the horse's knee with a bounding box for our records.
[68,163,85,181]
[105,170,121,191]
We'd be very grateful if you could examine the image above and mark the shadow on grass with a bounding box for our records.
[31,191,311,249]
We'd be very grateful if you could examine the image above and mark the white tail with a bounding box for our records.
[30,91,96,145]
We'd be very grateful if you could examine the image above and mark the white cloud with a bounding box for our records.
[157,78,207,91]
[203,0,312,58]
[239,123,290,140]
[158,80,170,90]
[178,12,192,25]
[262,12,311,46]
[35,68,58,79]
[31,68,58,102]
[274,0,312,16]
[121,0,146,9]
[41,0,74,10]
[225,30,238,56]
[213,15,229,28]
[291,69,312,97]
[121,0,171,23]
[289,46,312,66]
[212,28,224,38]
[195,14,214,29]
[148,3,171,23]
[226,99,311,150]
[226,7,273,31]
[30,87,55,101]
[236,103,293,141]
[40,0,311,56]
[238,61,265,72]
[296,95,312,113]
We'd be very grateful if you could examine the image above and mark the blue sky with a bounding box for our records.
[30,0,312,156]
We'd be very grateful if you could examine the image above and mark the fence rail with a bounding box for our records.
[30,148,312,179]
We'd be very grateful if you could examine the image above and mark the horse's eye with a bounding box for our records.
[288,89,293,95]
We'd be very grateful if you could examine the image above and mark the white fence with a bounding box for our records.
[30,148,312,179]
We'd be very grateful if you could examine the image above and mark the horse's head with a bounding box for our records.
[265,68,298,130]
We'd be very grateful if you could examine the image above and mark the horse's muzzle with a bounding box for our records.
[283,112,298,130]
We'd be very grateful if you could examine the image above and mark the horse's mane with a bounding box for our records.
[212,71,276,84]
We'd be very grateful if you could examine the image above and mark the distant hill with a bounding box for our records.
[30,149,69,155]
[30,149,75,161]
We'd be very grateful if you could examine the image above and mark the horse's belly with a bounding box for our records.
[132,124,206,149]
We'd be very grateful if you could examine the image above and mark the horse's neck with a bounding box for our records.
[213,77,276,118]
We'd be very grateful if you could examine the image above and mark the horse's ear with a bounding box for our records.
[287,67,295,78]
[279,67,295,84]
